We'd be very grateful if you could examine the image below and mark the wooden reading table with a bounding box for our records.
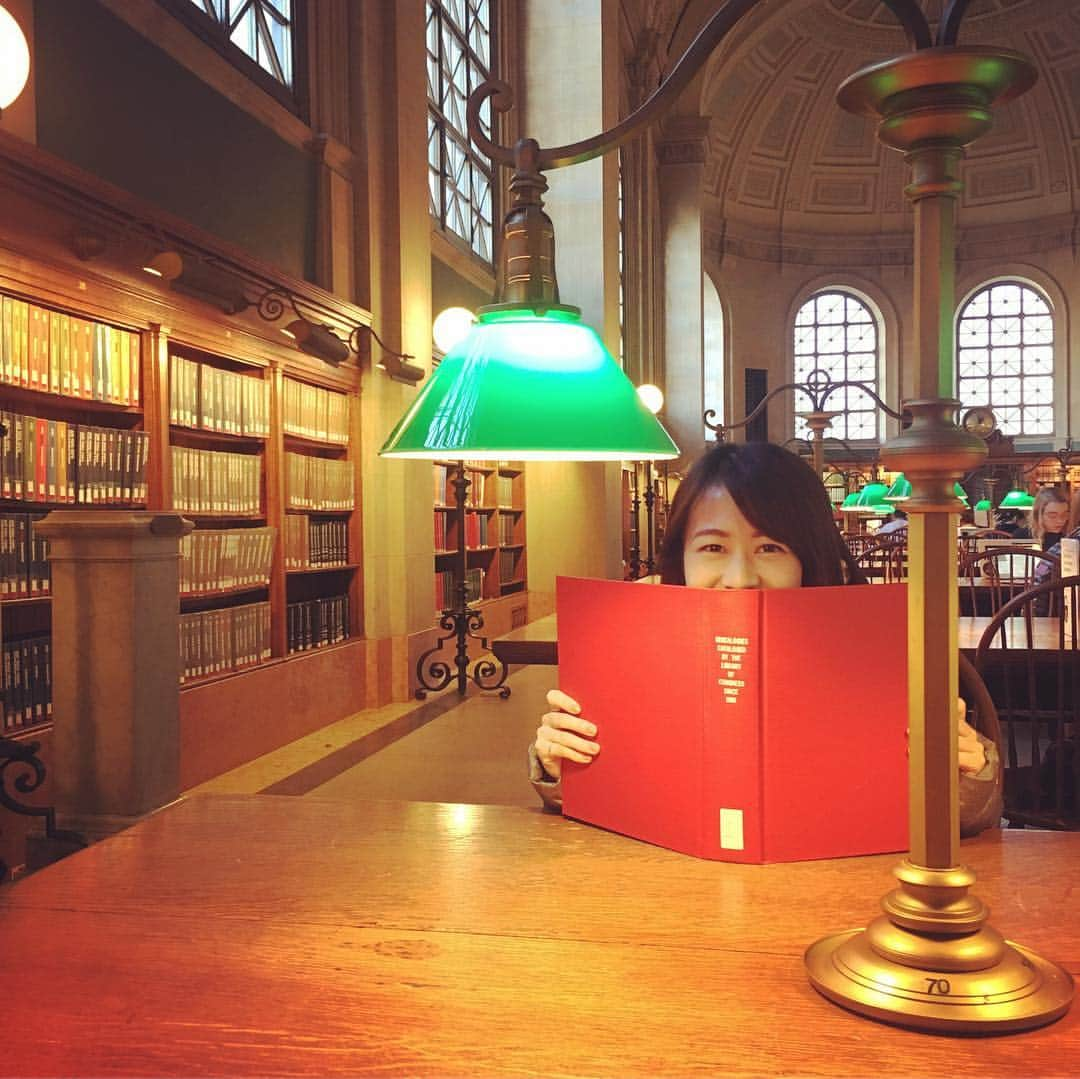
[0,795,1076,1076]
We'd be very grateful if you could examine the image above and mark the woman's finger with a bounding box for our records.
[546,688,581,714]
[541,710,596,738]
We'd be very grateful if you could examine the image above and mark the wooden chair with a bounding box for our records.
[841,531,877,559]
[959,546,1060,616]
[974,575,1080,830]
[958,528,1013,562]
[855,542,907,583]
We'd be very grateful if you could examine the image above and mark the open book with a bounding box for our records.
[557,576,909,863]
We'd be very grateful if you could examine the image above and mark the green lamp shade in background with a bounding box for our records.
[999,489,1035,509]
[974,499,992,511]
[852,482,890,511]
[379,307,679,461]
[840,491,861,511]
[883,474,912,501]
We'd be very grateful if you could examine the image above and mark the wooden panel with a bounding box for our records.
[178,638,367,788]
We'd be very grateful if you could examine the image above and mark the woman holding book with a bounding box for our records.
[529,441,1002,837]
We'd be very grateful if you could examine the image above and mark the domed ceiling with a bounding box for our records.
[687,0,1080,261]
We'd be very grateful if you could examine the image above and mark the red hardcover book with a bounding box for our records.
[35,418,48,503]
[557,576,909,863]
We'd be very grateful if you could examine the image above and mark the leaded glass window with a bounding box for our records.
[956,282,1054,437]
[181,0,295,88]
[427,0,494,263]
[793,291,880,442]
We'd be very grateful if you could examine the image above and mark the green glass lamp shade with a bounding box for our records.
[974,499,992,511]
[852,482,891,512]
[840,491,861,510]
[955,482,970,506]
[999,488,1035,509]
[883,474,912,501]
[379,307,679,461]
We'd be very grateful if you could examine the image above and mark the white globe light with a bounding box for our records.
[636,383,664,415]
[0,6,30,111]
[432,306,475,354]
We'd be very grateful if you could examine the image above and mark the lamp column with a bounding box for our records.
[806,48,1073,1032]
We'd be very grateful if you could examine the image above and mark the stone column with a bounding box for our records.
[659,115,709,470]
[33,511,192,840]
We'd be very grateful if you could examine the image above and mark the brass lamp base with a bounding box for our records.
[806,861,1074,1034]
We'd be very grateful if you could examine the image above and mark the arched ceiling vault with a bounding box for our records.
[653,0,1080,265]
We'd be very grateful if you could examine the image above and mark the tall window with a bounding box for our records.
[793,290,880,442]
[427,1,494,263]
[956,281,1054,437]
[178,0,295,90]
[703,276,724,438]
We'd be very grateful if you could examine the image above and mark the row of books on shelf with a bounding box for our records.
[285,453,354,511]
[284,515,349,568]
[434,567,484,611]
[499,548,523,583]
[171,446,261,516]
[169,355,270,437]
[434,463,485,506]
[497,514,519,546]
[179,601,271,683]
[1,296,140,406]
[0,412,149,505]
[2,634,51,732]
[283,379,350,445]
[0,511,48,596]
[179,527,275,596]
[287,594,350,653]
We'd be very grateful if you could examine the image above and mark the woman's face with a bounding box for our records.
[1040,501,1069,533]
[682,485,803,590]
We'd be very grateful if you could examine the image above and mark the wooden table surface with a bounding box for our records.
[1,795,1077,1076]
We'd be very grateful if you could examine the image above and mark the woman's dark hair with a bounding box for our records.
[657,441,867,587]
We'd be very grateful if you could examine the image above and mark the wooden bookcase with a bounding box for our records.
[433,460,527,615]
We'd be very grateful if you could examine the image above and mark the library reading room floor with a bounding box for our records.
[187,662,552,808]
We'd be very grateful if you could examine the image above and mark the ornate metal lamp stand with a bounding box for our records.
[627,465,643,579]
[414,462,510,700]
[805,33,1073,1034]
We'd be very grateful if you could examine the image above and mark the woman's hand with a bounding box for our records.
[957,698,987,776]
[535,689,600,780]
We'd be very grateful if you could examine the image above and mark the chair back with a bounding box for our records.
[959,546,1059,617]
[841,531,877,559]
[854,542,907,583]
[973,575,1080,830]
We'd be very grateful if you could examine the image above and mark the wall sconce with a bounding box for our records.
[252,287,425,381]
[351,323,425,385]
[282,319,350,366]
[0,4,30,113]
[142,250,250,315]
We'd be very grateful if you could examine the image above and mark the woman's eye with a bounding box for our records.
[758,542,788,554]
[700,543,725,554]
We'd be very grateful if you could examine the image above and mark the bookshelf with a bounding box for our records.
[1,293,146,737]
[432,460,527,614]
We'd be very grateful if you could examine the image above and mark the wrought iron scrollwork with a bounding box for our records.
[0,737,86,878]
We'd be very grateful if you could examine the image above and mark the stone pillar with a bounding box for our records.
[659,115,709,470]
[33,511,192,839]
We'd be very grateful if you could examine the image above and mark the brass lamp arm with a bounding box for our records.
[467,0,935,173]
[705,373,904,440]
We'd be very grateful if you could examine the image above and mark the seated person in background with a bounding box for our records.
[1034,489,1080,592]
[995,508,1032,539]
[529,441,1001,837]
[1031,486,1070,552]
[875,508,908,538]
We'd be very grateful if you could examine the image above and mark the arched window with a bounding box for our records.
[703,277,724,438]
[793,290,880,442]
[956,282,1053,437]
[427,0,494,264]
